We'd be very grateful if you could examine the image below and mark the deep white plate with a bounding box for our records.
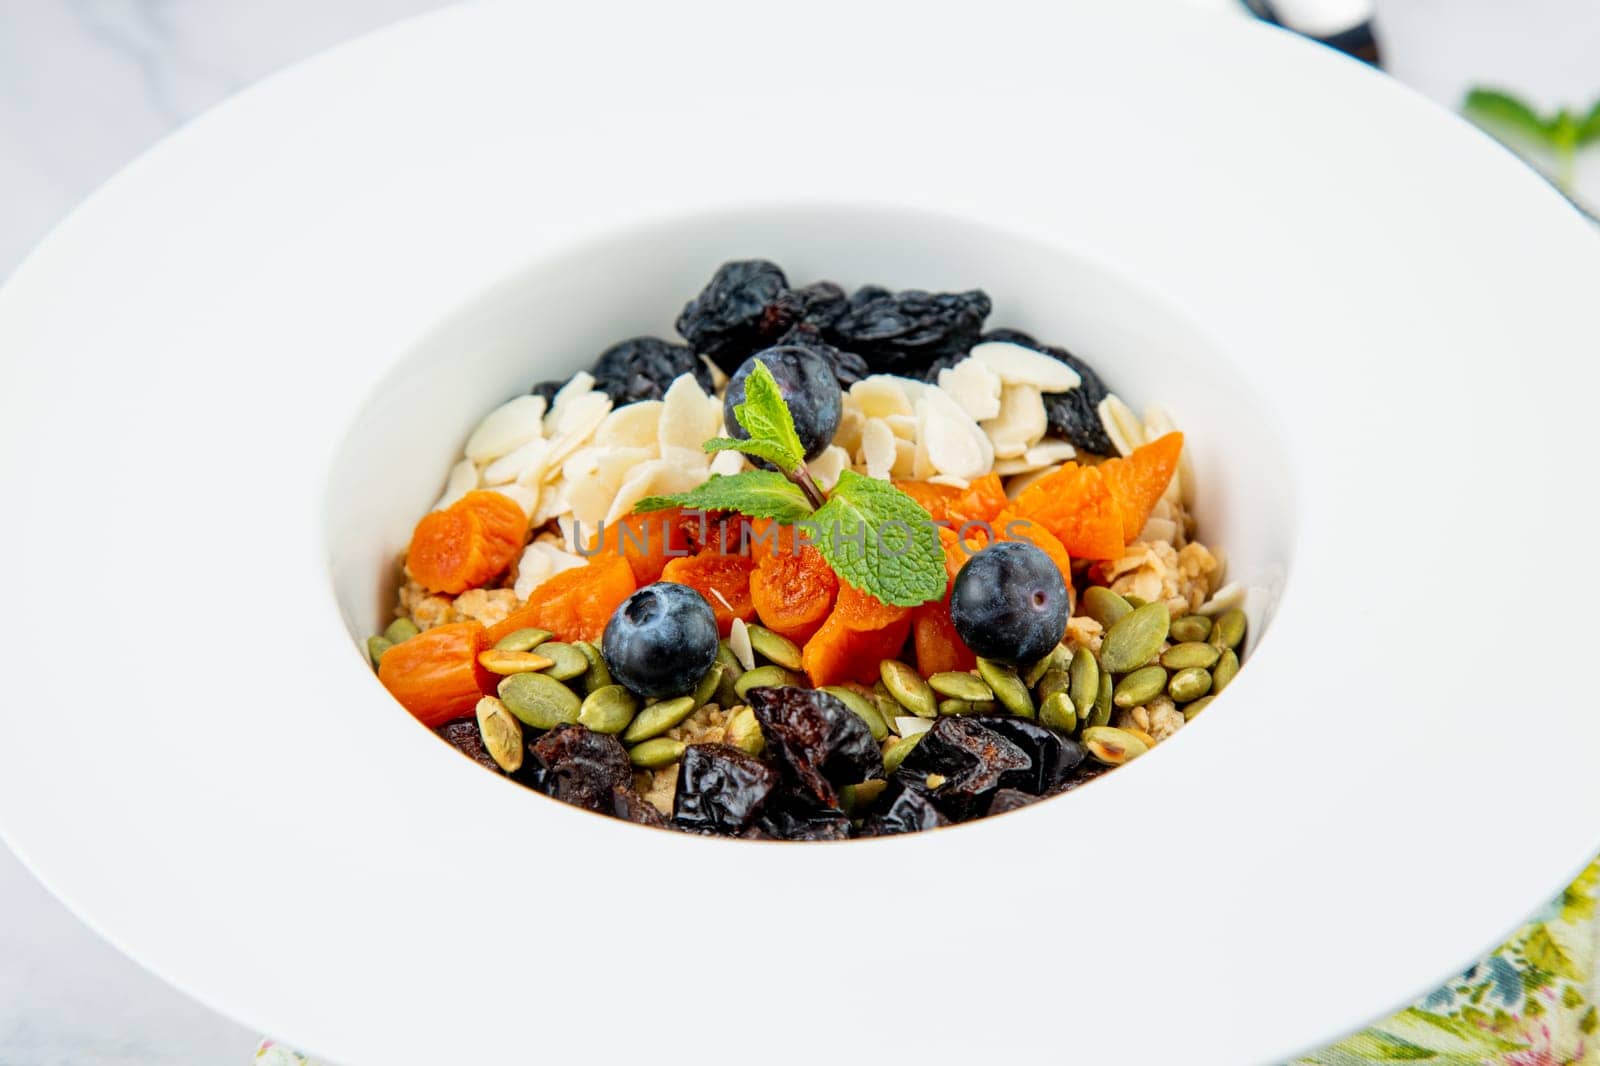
[2,3,1598,1064]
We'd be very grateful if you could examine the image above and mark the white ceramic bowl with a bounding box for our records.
[2,4,1599,1065]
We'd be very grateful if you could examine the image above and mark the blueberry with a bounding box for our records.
[723,344,843,463]
[600,582,719,699]
[949,541,1069,666]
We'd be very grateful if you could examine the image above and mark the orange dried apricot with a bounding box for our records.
[587,508,693,585]
[407,490,528,595]
[660,550,756,636]
[800,583,913,688]
[913,599,976,675]
[377,620,494,727]
[748,523,838,646]
[486,555,636,645]
[1098,432,1184,543]
[1012,462,1124,561]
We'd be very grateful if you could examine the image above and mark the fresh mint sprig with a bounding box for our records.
[632,358,945,607]
[1463,87,1600,190]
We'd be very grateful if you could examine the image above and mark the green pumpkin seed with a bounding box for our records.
[1036,666,1070,703]
[366,635,392,667]
[577,685,639,735]
[1068,646,1099,717]
[383,617,421,645]
[691,664,724,708]
[494,627,552,653]
[746,625,803,671]
[1022,650,1057,688]
[1083,725,1149,765]
[573,640,612,692]
[1114,665,1169,708]
[734,664,801,699]
[723,705,765,755]
[882,732,923,774]
[474,696,525,772]
[1099,602,1171,673]
[477,648,556,675]
[977,658,1035,718]
[938,697,999,716]
[1212,648,1240,693]
[1086,670,1113,730]
[840,778,887,815]
[1212,608,1247,651]
[1123,594,1148,608]
[1183,695,1215,720]
[1082,586,1133,628]
[880,660,937,718]
[621,695,697,743]
[1168,666,1213,703]
[714,643,744,706]
[537,642,588,682]
[870,682,901,725]
[497,671,582,730]
[1161,642,1221,670]
[929,671,994,701]
[629,737,686,769]
[822,686,888,741]
[1039,691,1078,733]
[1168,614,1212,644]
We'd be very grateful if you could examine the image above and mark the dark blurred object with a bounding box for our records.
[1241,0,1380,64]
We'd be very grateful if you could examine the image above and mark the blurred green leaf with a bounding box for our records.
[1463,87,1557,145]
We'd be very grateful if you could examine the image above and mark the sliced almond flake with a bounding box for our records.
[530,484,570,526]
[529,539,587,575]
[728,617,756,671]
[992,456,1037,476]
[1025,439,1077,466]
[659,374,722,453]
[936,358,1003,421]
[968,341,1081,392]
[849,375,914,420]
[1139,516,1180,545]
[605,458,708,525]
[483,436,549,486]
[1005,463,1065,499]
[594,401,664,450]
[433,458,480,511]
[1097,394,1144,457]
[465,395,547,463]
[709,588,735,613]
[890,437,917,479]
[544,372,594,433]
[1197,581,1244,616]
[895,716,934,738]
[700,354,729,391]
[860,418,897,480]
[512,544,555,601]
[488,483,540,517]
[912,433,937,480]
[883,413,918,441]
[660,444,710,473]
[981,384,1047,460]
[918,389,991,481]
[544,393,613,471]
[708,449,746,477]
[833,405,866,456]
[806,445,850,491]
[556,513,580,552]
[927,474,971,489]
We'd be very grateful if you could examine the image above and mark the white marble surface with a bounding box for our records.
[0,2,1595,1064]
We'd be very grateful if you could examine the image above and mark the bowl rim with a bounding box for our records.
[2,3,1599,1064]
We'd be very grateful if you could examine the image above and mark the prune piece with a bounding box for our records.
[899,716,1030,820]
[795,281,849,331]
[610,785,670,828]
[979,329,1115,455]
[986,788,1040,816]
[863,788,950,836]
[968,716,1086,795]
[724,346,842,462]
[529,379,563,405]
[520,724,633,814]
[825,286,991,376]
[757,798,854,841]
[774,325,870,388]
[436,718,502,774]
[950,542,1070,666]
[673,743,780,834]
[589,336,715,405]
[676,260,803,372]
[1047,756,1113,796]
[746,686,882,808]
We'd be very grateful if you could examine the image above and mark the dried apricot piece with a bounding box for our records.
[892,473,1007,528]
[1098,432,1184,543]
[588,508,693,585]
[1012,462,1124,561]
[378,620,494,727]
[661,550,756,636]
[992,507,1072,581]
[486,555,636,645]
[800,584,913,687]
[749,527,838,646]
[407,490,528,594]
[913,599,977,675]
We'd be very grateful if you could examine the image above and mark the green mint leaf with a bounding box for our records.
[810,471,945,608]
[702,436,803,470]
[1577,98,1600,146]
[726,360,805,472]
[1463,87,1558,146]
[633,472,815,522]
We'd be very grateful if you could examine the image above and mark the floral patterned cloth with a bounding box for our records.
[253,859,1600,1065]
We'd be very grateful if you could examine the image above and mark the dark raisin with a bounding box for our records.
[968,716,1085,795]
[529,380,563,405]
[862,787,949,836]
[610,785,670,828]
[589,336,715,405]
[673,743,780,834]
[676,260,802,372]
[774,325,871,388]
[436,718,502,774]
[978,329,1115,455]
[986,788,1040,816]
[756,797,855,841]
[1046,756,1113,796]
[746,686,882,808]
[795,281,849,331]
[519,724,633,814]
[899,716,1030,821]
[825,286,991,376]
